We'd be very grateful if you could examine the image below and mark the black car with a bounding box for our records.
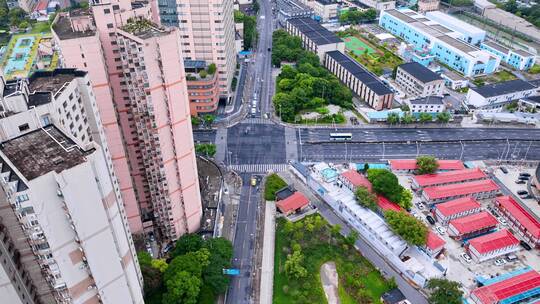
[268,48,271,51]
[520,240,532,251]
[519,172,531,177]
[517,190,528,195]
[426,215,436,225]
[500,167,508,174]
[515,180,526,184]
[518,176,530,181]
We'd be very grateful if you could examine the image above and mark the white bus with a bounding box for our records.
[329,133,352,141]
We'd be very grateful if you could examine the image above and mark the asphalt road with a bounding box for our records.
[226,123,286,165]
[226,174,262,304]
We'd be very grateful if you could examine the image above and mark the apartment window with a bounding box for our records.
[104,8,110,13]
[107,23,114,28]
[18,123,30,132]
[113,4,119,10]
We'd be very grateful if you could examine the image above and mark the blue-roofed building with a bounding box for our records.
[324,51,395,110]
[379,9,500,77]
[480,41,536,71]
[285,17,345,61]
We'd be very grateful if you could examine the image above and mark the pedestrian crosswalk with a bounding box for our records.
[228,163,289,173]
[240,118,273,125]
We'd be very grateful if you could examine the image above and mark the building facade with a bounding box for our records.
[470,269,540,304]
[0,126,144,303]
[447,211,498,240]
[184,60,221,116]
[324,51,394,110]
[158,0,237,97]
[495,196,540,249]
[480,41,536,71]
[422,179,500,204]
[433,197,482,226]
[466,229,520,262]
[417,0,439,13]
[395,62,444,98]
[412,168,487,189]
[407,96,446,113]
[379,9,500,77]
[425,11,486,45]
[52,2,202,241]
[285,17,345,61]
[298,0,338,21]
[466,79,537,111]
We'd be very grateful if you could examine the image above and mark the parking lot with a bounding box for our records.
[492,165,539,218]
[396,166,540,296]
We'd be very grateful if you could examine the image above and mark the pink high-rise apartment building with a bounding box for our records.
[52,2,202,240]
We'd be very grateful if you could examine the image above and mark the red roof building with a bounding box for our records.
[424,231,446,257]
[389,159,465,172]
[422,179,500,203]
[433,197,482,225]
[276,192,309,215]
[412,168,487,189]
[448,211,498,240]
[470,270,540,304]
[496,196,540,248]
[467,229,520,262]
[377,195,401,212]
[339,170,372,192]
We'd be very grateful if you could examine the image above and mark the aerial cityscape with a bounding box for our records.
[0,0,539,302]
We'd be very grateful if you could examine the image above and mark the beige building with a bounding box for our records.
[418,0,439,13]
[299,0,339,21]
[395,62,444,98]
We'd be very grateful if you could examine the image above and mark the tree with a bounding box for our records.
[151,259,169,273]
[355,186,378,211]
[199,69,208,78]
[203,238,233,294]
[162,270,202,304]
[207,63,217,74]
[416,156,439,174]
[137,252,163,293]
[367,169,402,203]
[284,250,307,279]
[330,224,341,239]
[426,278,463,304]
[345,230,359,246]
[401,113,415,124]
[387,112,400,124]
[504,0,518,13]
[204,114,216,125]
[384,210,428,245]
[436,112,451,123]
[171,233,203,258]
[398,188,413,210]
[400,104,410,112]
[419,112,433,123]
[363,163,369,172]
[195,143,217,157]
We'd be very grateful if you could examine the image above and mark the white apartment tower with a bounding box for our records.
[0,69,144,303]
[158,0,237,97]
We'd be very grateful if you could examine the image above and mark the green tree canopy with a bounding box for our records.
[355,186,378,211]
[419,112,433,123]
[384,210,428,245]
[416,156,439,174]
[436,112,451,123]
[367,169,403,203]
[284,249,308,279]
[171,233,204,258]
[387,112,400,124]
[426,278,464,304]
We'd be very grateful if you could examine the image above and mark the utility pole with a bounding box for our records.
[459,140,465,161]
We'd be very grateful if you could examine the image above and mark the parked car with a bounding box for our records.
[460,253,472,263]
[518,176,529,181]
[416,202,425,210]
[426,215,436,225]
[519,172,531,177]
[517,190,528,195]
[435,226,446,235]
[515,180,526,184]
[499,218,507,226]
[506,254,518,262]
[494,258,506,266]
[500,167,508,174]
[520,240,532,251]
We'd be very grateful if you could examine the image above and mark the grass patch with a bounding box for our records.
[474,70,516,86]
[30,22,51,34]
[299,113,346,125]
[344,35,376,56]
[273,215,392,304]
[528,64,540,74]
[264,173,287,200]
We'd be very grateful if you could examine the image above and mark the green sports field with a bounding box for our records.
[343,35,375,56]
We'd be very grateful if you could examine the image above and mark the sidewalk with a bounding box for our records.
[259,201,276,304]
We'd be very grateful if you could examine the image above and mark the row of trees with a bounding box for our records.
[338,8,377,25]
[387,112,451,124]
[385,210,428,245]
[234,10,257,50]
[502,0,540,28]
[366,169,413,210]
[272,30,353,122]
[139,234,233,304]
[195,143,217,157]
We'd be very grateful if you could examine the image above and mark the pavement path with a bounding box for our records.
[260,201,276,304]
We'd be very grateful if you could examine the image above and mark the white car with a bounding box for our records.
[416,202,425,210]
[494,258,506,266]
[461,253,472,263]
[499,218,507,226]
[435,226,446,235]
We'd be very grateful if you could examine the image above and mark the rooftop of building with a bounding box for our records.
[468,229,519,254]
[449,211,498,234]
[435,197,482,217]
[437,34,477,53]
[287,17,341,45]
[425,11,486,36]
[424,179,499,200]
[472,79,537,98]
[276,191,309,213]
[377,195,401,212]
[414,168,487,187]
[511,48,534,57]
[341,169,372,190]
[398,62,443,83]
[314,0,336,5]
[471,269,540,304]
[28,69,86,95]
[52,13,96,40]
[0,126,92,180]
[275,186,295,201]
[521,95,540,104]
[496,196,540,238]
[184,60,207,70]
[409,96,444,106]
[426,230,445,250]
[326,51,393,96]
[389,159,465,171]
[483,40,510,54]
[120,18,168,39]
[277,0,312,14]
[381,288,407,304]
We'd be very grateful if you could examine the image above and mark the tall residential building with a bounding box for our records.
[158,0,237,97]
[52,2,203,240]
[0,70,144,303]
